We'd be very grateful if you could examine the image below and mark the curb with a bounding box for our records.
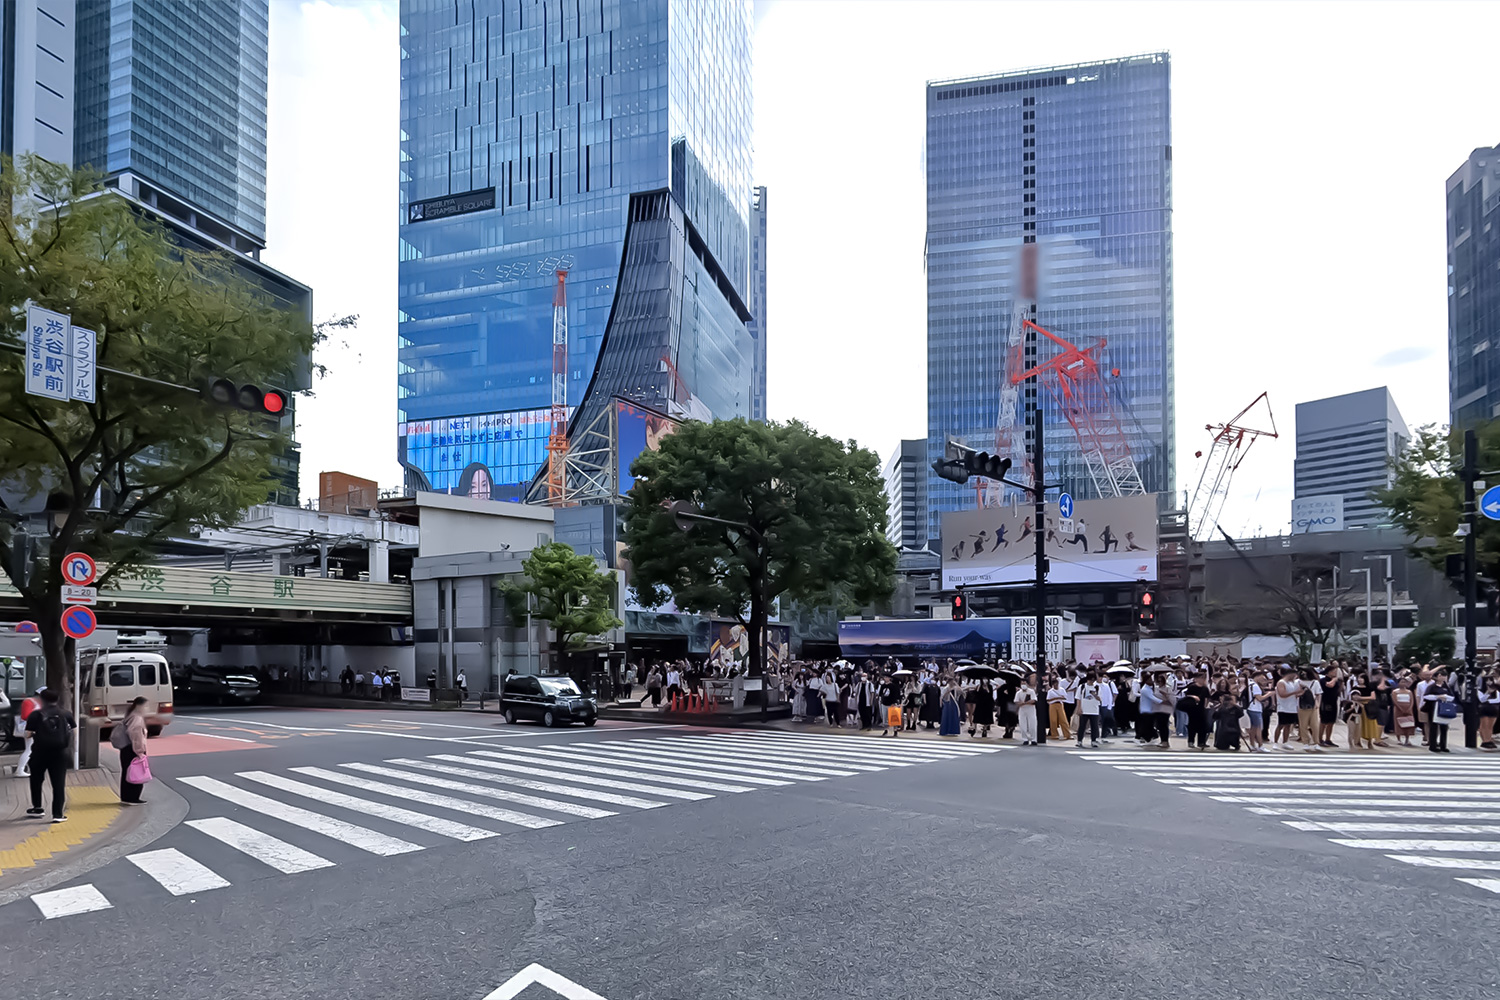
[0,770,189,908]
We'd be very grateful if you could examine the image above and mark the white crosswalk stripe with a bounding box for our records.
[1073,751,1500,897]
[31,733,1001,918]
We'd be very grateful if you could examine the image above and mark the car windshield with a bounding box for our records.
[538,678,581,696]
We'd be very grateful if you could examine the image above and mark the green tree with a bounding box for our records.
[499,542,623,677]
[621,418,897,707]
[1394,622,1457,669]
[1375,422,1500,580]
[0,157,318,691]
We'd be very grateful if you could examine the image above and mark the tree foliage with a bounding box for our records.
[1395,622,1457,669]
[1375,422,1500,581]
[0,157,319,689]
[498,542,622,674]
[621,418,896,681]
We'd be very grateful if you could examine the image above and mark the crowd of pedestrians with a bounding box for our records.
[776,655,1500,753]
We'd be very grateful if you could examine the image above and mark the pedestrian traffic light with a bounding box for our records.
[1137,590,1156,628]
[205,378,288,416]
[951,593,968,621]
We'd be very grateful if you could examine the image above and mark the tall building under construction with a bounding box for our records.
[924,54,1175,543]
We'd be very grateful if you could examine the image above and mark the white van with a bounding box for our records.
[80,650,175,736]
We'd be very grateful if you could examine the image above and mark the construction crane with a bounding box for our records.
[545,270,569,503]
[985,243,1038,507]
[1185,392,1278,541]
[1008,319,1145,498]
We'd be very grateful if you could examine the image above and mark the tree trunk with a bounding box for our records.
[748,588,766,719]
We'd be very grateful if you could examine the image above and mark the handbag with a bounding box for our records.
[1436,699,1459,720]
[125,753,153,785]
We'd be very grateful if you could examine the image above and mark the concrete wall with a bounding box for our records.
[171,636,416,685]
[415,492,553,558]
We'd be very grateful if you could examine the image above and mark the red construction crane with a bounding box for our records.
[1009,320,1145,497]
[546,270,569,503]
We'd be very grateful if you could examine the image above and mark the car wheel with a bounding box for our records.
[543,710,557,728]
[146,725,162,738]
[504,708,517,725]
[585,717,597,727]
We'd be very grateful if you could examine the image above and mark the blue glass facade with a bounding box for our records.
[74,0,269,246]
[398,0,755,499]
[1448,145,1500,427]
[925,54,1174,543]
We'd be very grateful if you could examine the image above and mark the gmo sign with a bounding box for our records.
[1291,495,1344,534]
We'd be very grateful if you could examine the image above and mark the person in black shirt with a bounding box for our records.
[1317,664,1343,748]
[1212,692,1242,751]
[1181,669,1213,750]
[24,689,76,822]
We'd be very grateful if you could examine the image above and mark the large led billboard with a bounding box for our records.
[941,493,1158,589]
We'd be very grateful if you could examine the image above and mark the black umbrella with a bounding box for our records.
[956,664,1002,679]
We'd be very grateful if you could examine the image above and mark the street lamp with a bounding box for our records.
[1363,554,1394,665]
[1349,567,1372,667]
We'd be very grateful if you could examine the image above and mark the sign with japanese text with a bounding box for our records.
[70,326,97,403]
[25,304,70,400]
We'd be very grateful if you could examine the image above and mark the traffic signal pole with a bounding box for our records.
[1463,429,1478,747]
[1032,396,1047,745]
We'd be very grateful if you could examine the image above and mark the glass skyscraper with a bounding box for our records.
[398,0,756,500]
[925,54,1174,542]
[74,0,269,250]
[748,184,767,422]
[1448,144,1500,427]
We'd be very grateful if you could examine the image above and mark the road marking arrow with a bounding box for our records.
[483,964,609,1000]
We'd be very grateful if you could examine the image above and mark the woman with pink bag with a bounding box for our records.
[118,697,152,804]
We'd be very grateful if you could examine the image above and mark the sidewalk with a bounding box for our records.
[0,754,187,905]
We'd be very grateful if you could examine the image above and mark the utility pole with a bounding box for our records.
[1361,554,1393,665]
[1462,428,1479,747]
[1350,567,1372,666]
[1031,385,1048,745]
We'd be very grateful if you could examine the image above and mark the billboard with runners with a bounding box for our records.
[941,493,1158,588]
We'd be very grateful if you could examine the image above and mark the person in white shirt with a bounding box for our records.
[666,666,683,703]
[1074,671,1103,748]
[1415,672,1432,746]
[1046,676,1070,741]
[1098,673,1117,738]
[1273,667,1303,748]
[1015,673,1039,745]
[1061,669,1079,729]
[369,672,383,699]
[455,670,467,704]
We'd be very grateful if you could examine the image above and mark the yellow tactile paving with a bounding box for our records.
[0,788,121,875]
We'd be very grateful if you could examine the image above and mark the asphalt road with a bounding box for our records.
[2,708,1498,1000]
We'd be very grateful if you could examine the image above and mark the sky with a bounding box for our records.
[265,0,1498,536]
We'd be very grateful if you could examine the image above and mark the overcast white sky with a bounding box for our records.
[266,0,1496,536]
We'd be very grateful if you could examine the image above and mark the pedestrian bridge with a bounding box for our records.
[0,563,411,626]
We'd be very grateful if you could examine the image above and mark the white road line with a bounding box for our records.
[727,732,998,756]
[600,740,859,778]
[687,737,899,769]
[447,752,715,801]
[1248,808,1500,821]
[1456,878,1500,894]
[381,719,509,731]
[1151,777,1500,790]
[290,766,563,830]
[187,732,261,744]
[1210,795,1498,808]
[238,771,501,841]
[1286,820,1500,835]
[1174,784,1500,796]
[184,817,336,873]
[702,734,960,767]
[1385,854,1500,872]
[341,762,618,819]
[127,848,231,895]
[31,884,112,919]
[548,743,806,784]
[505,746,771,790]
[1328,839,1500,852]
[392,758,670,810]
[187,716,528,743]
[179,776,422,856]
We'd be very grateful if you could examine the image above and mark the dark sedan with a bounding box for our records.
[500,674,597,727]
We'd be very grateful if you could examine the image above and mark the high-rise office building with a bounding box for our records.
[1448,145,1500,427]
[63,0,308,503]
[0,0,77,167]
[397,0,757,500]
[1294,387,1409,530]
[883,439,928,551]
[748,184,767,422]
[74,0,268,251]
[924,54,1174,541]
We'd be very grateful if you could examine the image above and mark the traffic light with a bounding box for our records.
[931,437,1013,484]
[951,593,968,621]
[1137,590,1156,628]
[205,379,288,416]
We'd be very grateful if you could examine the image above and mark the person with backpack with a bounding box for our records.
[14,687,44,777]
[111,697,151,804]
[24,689,75,822]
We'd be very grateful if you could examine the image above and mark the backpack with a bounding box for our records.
[1298,688,1316,710]
[32,708,69,751]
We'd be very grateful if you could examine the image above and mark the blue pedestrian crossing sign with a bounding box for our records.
[1058,493,1074,519]
[1482,485,1500,521]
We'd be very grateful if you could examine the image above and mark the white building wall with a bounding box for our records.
[11,0,75,166]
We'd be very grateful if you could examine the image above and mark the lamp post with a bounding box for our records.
[1362,554,1393,667]
[1349,567,1372,667]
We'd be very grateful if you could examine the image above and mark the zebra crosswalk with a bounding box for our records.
[1072,751,1500,897]
[25,731,1001,919]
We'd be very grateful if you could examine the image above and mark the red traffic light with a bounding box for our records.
[206,379,288,416]
[261,390,286,415]
[951,594,967,621]
[1141,592,1153,606]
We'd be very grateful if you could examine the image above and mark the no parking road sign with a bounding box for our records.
[61,552,96,586]
[60,605,96,640]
